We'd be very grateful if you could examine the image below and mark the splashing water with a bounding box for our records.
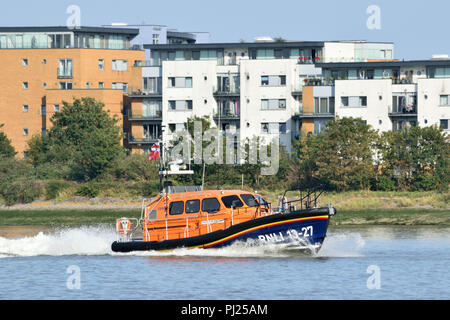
[317,233,366,258]
[0,226,116,258]
[0,226,365,259]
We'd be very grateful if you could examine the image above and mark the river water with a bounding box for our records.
[0,225,448,300]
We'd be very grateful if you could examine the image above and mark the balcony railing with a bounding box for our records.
[303,78,335,86]
[128,87,162,97]
[133,60,161,67]
[213,86,240,96]
[213,112,240,121]
[127,110,162,120]
[389,105,417,116]
[128,136,161,144]
[297,57,322,64]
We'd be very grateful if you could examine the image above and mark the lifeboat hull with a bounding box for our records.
[111,207,334,254]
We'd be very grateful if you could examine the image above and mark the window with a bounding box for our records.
[341,96,367,107]
[261,75,286,86]
[202,198,221,213]
[168,123,185,133]
[98,82,104,89]
[360,96,367,107]
[169,201,184,215]
[261,123,269,133]
[86,82,90,89]
[279,122,287,134]
[112,82,128,93]
[98,59,104,70]
[22,58,28,66]
[59,82,73,90]
[22,82,28,90]
[152,33,160,44]
[440,119,449,130]
[112,59,128,71]
[168,100,193,111]
[40,105,46,116]
[58,59,73,78]
[221,195,244,208]
[440,95,449,106]
[261,99,286,110]
[240,194,259,207]
[42,59,46,64]
[168,77,193,88]
[261,76,269,86]
[255,195,269,208]
[23,128,28,136]
[54,104,60,113]
[42,82,47,88]
[22,105,29,113]
[185,199,200,214]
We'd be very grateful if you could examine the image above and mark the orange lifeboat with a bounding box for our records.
[112,187,336,254]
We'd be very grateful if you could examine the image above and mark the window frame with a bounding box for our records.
[201,198,221,213]
[221,195,244,209]
[185,199,200,214]
[169,201,184,215]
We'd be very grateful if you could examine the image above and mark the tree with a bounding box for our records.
[292,117,379,191]
[27,97,125,181]
[0,124,16,158]
[379,126,450,191]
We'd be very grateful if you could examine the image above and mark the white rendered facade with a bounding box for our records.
[128,40,450,155]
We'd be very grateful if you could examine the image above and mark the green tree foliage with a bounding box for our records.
[379,126,449,191]
[292,117,379,191]
[0,124,16,158]
[27,97,125,181]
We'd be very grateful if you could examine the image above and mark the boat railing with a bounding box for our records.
[280,185,326,212]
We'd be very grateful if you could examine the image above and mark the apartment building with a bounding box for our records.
[0,26,145,157]
[127,40,395,153]
[301,59,450,135]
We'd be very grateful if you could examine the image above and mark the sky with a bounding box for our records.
[1,0,449,60]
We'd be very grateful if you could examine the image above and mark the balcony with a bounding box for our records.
[213,111,240,121]
[133,60,161,67]
[213,86,240,98]
[297,56,322,64]
[294,112,334,119]
[128,87,162,98]
[303,78,335,87]
[127,110,162,121]
[128,136,161,145]
[389,105,417,117]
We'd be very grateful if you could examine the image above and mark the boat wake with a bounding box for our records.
[0,227,365,259]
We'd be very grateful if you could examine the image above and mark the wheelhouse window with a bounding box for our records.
[255,195,269,208]
[240,194,259,207]
[185,199,200,214]
[169,201,184,215]
[201,198,221,213]
[221,195,244,208]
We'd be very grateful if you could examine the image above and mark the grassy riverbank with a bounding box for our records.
[0,190,448,227]
[0,208,448,228]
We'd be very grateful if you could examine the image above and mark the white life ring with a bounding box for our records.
[116,218,132,236]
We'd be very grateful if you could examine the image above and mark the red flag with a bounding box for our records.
[148,143,160,162]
